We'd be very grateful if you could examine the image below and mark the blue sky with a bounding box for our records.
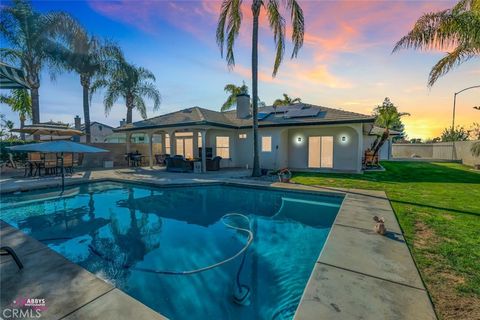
[1,0,479,139]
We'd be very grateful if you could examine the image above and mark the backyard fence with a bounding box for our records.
[81,143,163,168]
[392,140,479,167]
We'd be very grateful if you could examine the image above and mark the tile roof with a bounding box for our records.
[115,103,375,132]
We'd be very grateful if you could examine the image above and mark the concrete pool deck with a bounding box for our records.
[0,168,437,319]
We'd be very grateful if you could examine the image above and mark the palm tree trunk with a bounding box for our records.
[251,0,261,177]
[19,115,25,141]
[126,95,134,124]
[81,75,91,143]
[30,87,40,141]
[372,130,390,158]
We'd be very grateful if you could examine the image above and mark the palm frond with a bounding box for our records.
[216,0,242,67]
[133,95,148,119]
[286,0,304,58]
[267,0,285,76]
[137,83,161,111]
[221,94,237,111]
[428,45,479,86]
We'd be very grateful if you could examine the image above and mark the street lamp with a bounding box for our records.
[451,85,480,160]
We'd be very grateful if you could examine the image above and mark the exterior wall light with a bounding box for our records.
[340,135,349,144]
[298,137,302,142]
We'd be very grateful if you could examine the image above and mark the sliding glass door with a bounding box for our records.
[308,136,333,168]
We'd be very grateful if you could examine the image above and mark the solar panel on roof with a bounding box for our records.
[284,107,321,118]
[258,112,271,120]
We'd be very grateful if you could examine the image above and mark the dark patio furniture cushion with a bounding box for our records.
[206,156,222,171]
[165,156,192,172]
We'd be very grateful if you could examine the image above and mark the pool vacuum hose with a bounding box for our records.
[87,213,254,306]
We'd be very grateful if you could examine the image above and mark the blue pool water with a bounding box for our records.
[1,182,343,319]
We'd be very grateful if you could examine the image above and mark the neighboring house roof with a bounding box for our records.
[114,103,375,132]
[80,122,114,131]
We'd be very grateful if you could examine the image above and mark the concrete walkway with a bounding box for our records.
[292,186,436,320]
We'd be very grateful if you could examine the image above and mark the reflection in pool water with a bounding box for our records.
[1,182,343,320]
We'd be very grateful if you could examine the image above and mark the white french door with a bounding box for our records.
[176,137,193,158]
[308,136,333,168]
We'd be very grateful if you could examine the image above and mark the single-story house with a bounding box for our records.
[114,96,386,173]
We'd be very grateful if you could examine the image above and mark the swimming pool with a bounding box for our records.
[1,182,343,319]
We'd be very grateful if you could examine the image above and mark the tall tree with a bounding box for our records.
[473,108,480,156]
[0,89,32,140]
[273,93,301,107]
[217,0,305,176]
[371,98,410,157]
[221,82,249,111]
[54,27,121,143]
[0,0,79,140]
[92,59,161,124]
[393,0,480,86]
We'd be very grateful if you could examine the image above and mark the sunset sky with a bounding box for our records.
[1,0,479,139]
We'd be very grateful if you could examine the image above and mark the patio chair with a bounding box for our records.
[154,154,170,166]
[44,153,57,175]
[206,156,222,171]
[62,153,74,174]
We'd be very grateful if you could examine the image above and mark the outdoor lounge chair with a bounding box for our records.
[0,246,23,270]
[206,156,222,171]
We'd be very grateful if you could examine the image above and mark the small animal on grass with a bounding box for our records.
[373,216,386,235]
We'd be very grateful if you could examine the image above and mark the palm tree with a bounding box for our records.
[273,93,301,107]
[0,89,32,140]
[371,98,410,157]
[217,0,305,176]
[221,82,249,111]
[393,0,480,86]
[92,59,161,124]
[0,0,80,140]
[55,28,121,143]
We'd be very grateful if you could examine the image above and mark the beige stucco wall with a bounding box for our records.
[288,124,362,172]
[81,143,163,168]
[205,124,364,172]
[392,141,479,166]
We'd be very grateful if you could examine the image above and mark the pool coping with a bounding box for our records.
[0,175,437,320]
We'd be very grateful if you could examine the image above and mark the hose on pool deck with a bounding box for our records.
[88,213,254,275]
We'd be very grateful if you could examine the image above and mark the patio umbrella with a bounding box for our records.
[8,141,108,192]
[0,61,29,89]
[11,124,83,140]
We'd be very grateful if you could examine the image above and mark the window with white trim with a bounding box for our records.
[216,136,230,158]
[165,134,171,154]
[262,136,272,152]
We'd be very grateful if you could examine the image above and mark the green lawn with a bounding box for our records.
[292,161,480,319]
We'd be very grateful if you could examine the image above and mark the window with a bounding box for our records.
[216,136,230,158]
[198,132,202,148]
[98,125,102,131]
[262,136,272,152]
[239,133,247,139]
[165,134,171,154]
